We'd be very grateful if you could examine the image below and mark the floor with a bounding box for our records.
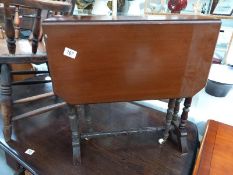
[0,82,199,175]
[0,147,15,174]
[0,101,198,175]
[0,81,233,174]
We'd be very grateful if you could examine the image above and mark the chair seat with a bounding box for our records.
[0,39,47,63]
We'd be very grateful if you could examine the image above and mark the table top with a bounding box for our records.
[44,15,221,23]
[43,16,220,104]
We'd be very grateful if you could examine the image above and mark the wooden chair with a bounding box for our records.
[43,15,221,164]
[0,0,75,142]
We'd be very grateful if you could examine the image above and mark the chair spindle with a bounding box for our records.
[14,5,20,39]
[4,4,16,54]
[32,9,42,54]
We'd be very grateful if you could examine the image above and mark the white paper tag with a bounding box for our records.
[25,149,35,155]
[63,47,77,59]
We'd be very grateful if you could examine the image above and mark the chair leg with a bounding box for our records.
[1,64,12,142]
[158,98,176,144]
[68,104,81,165]
[177,97,192,153]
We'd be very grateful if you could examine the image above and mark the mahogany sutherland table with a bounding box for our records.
[42,15,221,164]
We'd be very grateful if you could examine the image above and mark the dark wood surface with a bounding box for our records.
[0,82,199,175]
[193,120,233,175]
[43,16,221,105]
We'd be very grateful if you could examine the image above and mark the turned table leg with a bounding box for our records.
[159,98,176,144]
[1,64,12,142]
[172,98,182,126]
[178,97,192,153]
[84,104,93,133]
[68,104,81,165]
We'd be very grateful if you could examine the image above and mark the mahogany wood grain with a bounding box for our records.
[43,16,221,105]
[193,120,233,175]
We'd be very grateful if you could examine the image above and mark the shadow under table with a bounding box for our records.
[0,83,198,175]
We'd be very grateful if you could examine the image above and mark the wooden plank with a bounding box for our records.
[193,120,218,175]
[43,16,221,105]
[193,120,233,175]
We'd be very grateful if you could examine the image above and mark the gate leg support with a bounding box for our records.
[177,97,192,153]
[68,104,81,165]
[159,99,176,144]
